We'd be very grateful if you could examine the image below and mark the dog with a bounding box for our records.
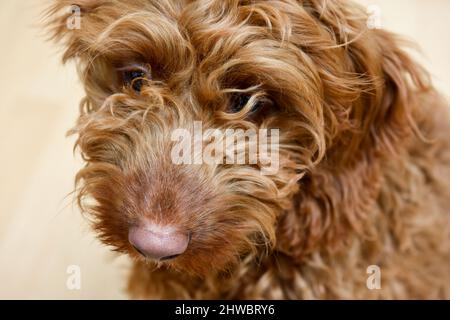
[47,0,450,299]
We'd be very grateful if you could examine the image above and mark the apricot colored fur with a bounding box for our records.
[47,0,450,299]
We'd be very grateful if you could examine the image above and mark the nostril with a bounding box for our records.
[132,245,147,257]
[159,254,181,261]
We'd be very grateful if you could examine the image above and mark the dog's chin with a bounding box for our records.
[129,247,242,278]
[138,257,220,278]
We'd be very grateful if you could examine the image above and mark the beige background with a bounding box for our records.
[0,0,449,299]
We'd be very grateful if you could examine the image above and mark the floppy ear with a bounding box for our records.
[45,0,108,62]
[45,0,130,111]
[275,0,431,261]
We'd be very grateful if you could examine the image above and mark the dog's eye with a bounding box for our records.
[230,93,251,113]
[123,70,146,91]
[118,65,151,92]
[229,93,274,119]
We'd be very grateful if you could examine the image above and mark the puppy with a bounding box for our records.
[47,0,450,299]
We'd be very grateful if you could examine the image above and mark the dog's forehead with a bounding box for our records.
[72,0,285,49]
[48,0,326,107]
[74,0,246,19]
[61,0,296,76]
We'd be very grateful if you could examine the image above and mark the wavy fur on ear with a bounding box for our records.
[47,0,450,299]
[274,2,450,299]
[275,0,432,259]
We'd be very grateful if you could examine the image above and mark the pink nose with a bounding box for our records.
[128,225,190,261]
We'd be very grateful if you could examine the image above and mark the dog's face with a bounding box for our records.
[48,0,387,276]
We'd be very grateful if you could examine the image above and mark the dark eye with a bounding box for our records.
[230,93,251,113]
[118,65,151,92]
[229,93,274,119]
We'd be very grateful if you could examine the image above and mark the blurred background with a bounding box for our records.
[0,0,449,299]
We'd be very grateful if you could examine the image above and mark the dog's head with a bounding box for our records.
[47,0,428,276]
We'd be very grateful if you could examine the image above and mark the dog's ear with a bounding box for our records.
[288,0,430,158]
[45,0,107,63]
[275,0,431,261]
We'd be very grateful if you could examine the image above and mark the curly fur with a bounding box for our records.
[47,0,450,299]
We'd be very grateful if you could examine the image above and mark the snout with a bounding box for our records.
[128,224,190,261]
